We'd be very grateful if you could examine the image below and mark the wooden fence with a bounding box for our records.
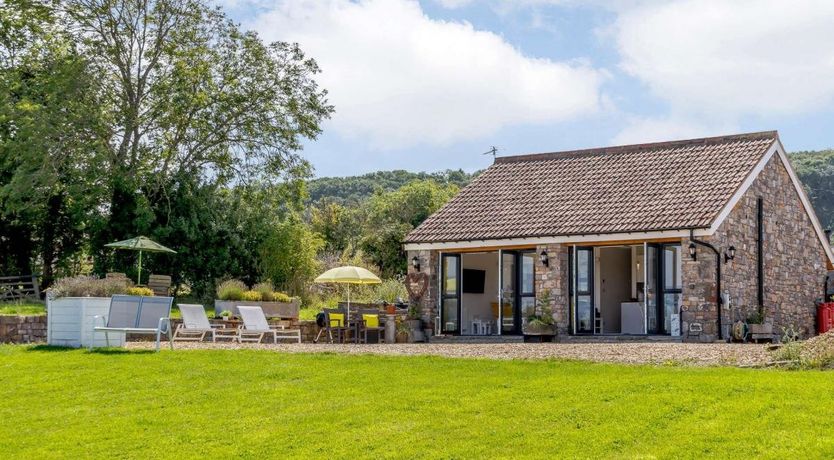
[0,275,41,301]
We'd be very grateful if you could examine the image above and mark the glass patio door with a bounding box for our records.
[499,250,536,335]
[574,247,594,334]
[500,251,516,334]
[645,243,682,335]
[646,244,660,334]
[440,254,461,334]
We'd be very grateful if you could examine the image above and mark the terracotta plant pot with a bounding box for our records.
[386,304,395,314]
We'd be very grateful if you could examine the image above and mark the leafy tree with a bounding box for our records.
[259,214,324,300]
[64,0,332,271]
[0,0,108,283]
[791,150,834,239]
[309,199,363,252]
[360,180,458,276]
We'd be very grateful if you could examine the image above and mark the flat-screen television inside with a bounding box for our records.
[462,269,486,294]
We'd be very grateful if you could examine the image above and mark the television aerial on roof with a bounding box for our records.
[482,146,500,158]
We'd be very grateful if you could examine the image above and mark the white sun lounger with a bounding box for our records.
[174,304,222,343]
[238,306,301,344]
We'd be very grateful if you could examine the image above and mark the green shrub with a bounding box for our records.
[216,280,246,300]
[373,276,408,303]
[241,290,262,301]
[273,292,292,303]
[126,287,154,297]
[219,310,232,318]
[253,282,275,301]
[49,276,131,298]
[298,307,318,321]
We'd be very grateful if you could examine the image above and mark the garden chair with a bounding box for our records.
[91,295,174,352]
[238,306,301,344]
[148,274,172,296]
[358,308,385,344]
[173,304,225,343]
[314,308,349,343]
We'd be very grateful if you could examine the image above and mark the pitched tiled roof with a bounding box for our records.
[405,131,778,243]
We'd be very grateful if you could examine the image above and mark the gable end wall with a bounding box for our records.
[681,155,829,341]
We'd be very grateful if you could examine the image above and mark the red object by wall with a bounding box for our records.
[817,303,834,334]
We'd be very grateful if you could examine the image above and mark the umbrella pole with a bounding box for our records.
[347,284,350,321]
[138,250,143,285]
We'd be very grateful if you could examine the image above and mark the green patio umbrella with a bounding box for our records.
[105,236,176,284]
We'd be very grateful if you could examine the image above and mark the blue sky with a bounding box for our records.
[218,0,834,178]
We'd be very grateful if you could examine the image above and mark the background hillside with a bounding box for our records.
[790,150,834,233]
[307,169,479,204]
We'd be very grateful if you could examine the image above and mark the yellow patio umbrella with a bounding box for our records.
[314,266,381,320]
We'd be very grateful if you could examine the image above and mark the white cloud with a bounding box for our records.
[613,0,834,116]
[249,0,606,148]
[434,0,473,9]
[611,115,736,145]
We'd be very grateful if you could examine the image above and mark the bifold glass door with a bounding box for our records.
[440,254,460,334]
[574,247,594,334]
[499,250,536,335]
[646,243,682,335]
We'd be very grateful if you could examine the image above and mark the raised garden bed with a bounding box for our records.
[214,299,300,319]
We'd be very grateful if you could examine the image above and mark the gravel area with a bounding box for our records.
[126,341,772,367]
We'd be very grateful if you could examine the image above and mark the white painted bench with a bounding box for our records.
[91,295,174,352]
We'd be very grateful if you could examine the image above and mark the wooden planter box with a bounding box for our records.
[523,324,557,343]
[214,299,300,319]
[748,323,773,342]
[47,297,125,348]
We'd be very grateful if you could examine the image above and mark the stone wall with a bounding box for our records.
[0,315,47,343]
[681,155,829,341]
[535,243,570,335]
[406,249,439,330]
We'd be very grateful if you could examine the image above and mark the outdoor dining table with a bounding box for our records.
[346,318,367,344]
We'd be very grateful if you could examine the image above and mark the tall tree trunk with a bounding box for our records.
[39,193,62,288]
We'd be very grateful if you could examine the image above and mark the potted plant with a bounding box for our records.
[523,289,557,342]
[395,320,409,343]
[219,310,233,321]
[746,309,772,341]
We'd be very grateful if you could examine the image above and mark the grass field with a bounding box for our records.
[2,346,834,459]
[0,301,45,315]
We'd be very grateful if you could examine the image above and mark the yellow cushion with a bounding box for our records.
[362,314,379,328]
[329,313,344,327]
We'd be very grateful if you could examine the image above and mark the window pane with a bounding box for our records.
[443,256,458,295]
[521,297,536,319]
[646,245,658,334]
[501,253,515,297]
[521,252,535,294]
[664,293,682,336]
[577,295,592,332]
[442,298,458,332]
[577,250,590,292]
[664,245,682,290]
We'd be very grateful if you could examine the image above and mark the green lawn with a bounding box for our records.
[0,301,45,315]
[2,346,834,459]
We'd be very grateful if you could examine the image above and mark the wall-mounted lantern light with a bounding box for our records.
[539,250,549,267]
[724,245,736,264]
[411,256,421,272]
[688,242,697,261]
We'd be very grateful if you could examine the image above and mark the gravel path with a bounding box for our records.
[126,342,772,367]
